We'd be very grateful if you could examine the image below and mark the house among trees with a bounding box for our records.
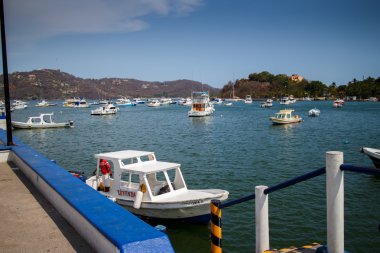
[290,74,304,82]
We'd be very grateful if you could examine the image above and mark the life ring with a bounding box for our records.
[140,183,147,193]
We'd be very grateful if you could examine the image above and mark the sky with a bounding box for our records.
[2,0,380,88]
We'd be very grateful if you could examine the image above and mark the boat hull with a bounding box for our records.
[270,117,302,124]
[362,147,380,169]
[12,121,73,129]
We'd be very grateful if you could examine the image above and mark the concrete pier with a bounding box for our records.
[0,162,94,252]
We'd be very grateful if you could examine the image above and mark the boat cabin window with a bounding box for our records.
[140,154,155,162]
[147,171,171,196]
[120,172,140,189]
[31,118,42,123]
[121,157,138,165]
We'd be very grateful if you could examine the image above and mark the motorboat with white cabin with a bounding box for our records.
[333,99,344,108]
[188,91,215,117]
[260,99,273,108]
[11,113,74,129]
[116,98,136,106]
[85,150,229,223]
[308,108,320,117]
[147,99,161,107]
[12,100,28,110]
[35,100,57,107]
[280,97,291,105]
[91,103,119,115]
[270,109,302,124]
[244,95,253,104]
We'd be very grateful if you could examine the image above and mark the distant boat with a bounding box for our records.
[115,98,136,106]
[91,103,119,115]
[361,147,380,169]
[224,102,233,106]
[12,100,28,110]
[244,95,253,104]
[280,97,291,105]
[188,91,215,117]
[260,99,273,108]
[270,109,302,124]
[333,99,344,108]
[308,108,320,117]
[12,113,74,129]
[35,100,57,107]
[147,99,161,107]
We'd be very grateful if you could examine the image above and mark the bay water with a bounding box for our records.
[11,100,380,252]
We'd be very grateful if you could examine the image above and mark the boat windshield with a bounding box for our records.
[146,167,185,196]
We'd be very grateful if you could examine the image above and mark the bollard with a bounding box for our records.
[255,185,269,253]
[210,199,222,253]
[326,151,344,253]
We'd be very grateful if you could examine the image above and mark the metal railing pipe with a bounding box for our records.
[340,164,380,176]
[255,185,269,253]
[326,151,344,253]
[220,193,255,209]
[264,167,326,195]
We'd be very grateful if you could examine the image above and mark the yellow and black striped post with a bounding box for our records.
[210,199,222,253]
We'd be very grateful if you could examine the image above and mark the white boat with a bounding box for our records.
[35,100,57,107]
[188,91,215,117]
[224,102,233,106]
[63,98,80,107]
[73,98,90,108]
[260,99,273,108]
[147,99,161,107]
[12,113,74,129]
[289,95,296,104]
[270,109,302,124]
[85,150,229,223]
[12,100,28,110]
[91,103,119,115]
[280,97,291,105]
[160,98,172,105]
[133,98,145,104]
[178,98,192,106]
[308,108,320,117]
[116,98,136,106]
[244,95,253,104]
[333,99,344,108]
[361,147,380,169]
[211,98,223,105]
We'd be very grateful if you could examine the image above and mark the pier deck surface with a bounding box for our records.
[0,162,94,253]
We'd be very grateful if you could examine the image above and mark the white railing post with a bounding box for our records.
[326,151,344,253]
[255,185,269,253]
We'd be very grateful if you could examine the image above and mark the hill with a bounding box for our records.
[0,69,220,99]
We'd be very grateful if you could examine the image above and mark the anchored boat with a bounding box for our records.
[12,113,74,129]
[86,150,229,223]
[91,103,119,115]
[270,109,302,124]
[308,108,320,117]
[188,91,215,117]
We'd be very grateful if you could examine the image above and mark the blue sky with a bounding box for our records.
[2,0,380,88]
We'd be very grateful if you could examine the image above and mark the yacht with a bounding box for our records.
[188,91,215,117]
[244,95,253,104]
[270,109,302,124]
[147,99,161,107]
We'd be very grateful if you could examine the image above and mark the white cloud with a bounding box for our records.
[4,0,203,42]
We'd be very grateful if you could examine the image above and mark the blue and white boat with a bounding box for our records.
[86,150,229,223]
[115,98,136,106]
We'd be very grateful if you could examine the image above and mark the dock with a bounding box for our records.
[0,161,94,252]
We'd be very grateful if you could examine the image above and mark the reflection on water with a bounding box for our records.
[11,100,380,253]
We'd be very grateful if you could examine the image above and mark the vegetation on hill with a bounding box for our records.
[219,71,380,99]
[0,69,220,99]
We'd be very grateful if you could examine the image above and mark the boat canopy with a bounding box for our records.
[95,150,154,160]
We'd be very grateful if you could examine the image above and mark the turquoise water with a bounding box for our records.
[11,101,380,252]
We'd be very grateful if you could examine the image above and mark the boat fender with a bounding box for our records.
[140,183,147,193]
[133,191,143,209]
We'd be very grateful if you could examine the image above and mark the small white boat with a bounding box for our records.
[211,98,223,105]
[244,95,253,104]
[260,99,273,108]
[63,98,80,107]
[160,98,172,105]
[35,100,57,107]
[308,108,320,117]
[91,103,119,115]
[270,109,302,124]
[333,99,344,108]
[147,99,161,107]
[12,113,74,129]
[133,98,145,104]
[116,98,136,106]
[74,98,90,108]
[361,147,380,169]
[178,98,192,106]
[280,97,291,105]
[12,100,28,110]
[224,102,233,106]
[188,92,215,117]
[86,150,229,223]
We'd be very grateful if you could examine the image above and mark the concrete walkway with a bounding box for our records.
[0,162,94,253]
